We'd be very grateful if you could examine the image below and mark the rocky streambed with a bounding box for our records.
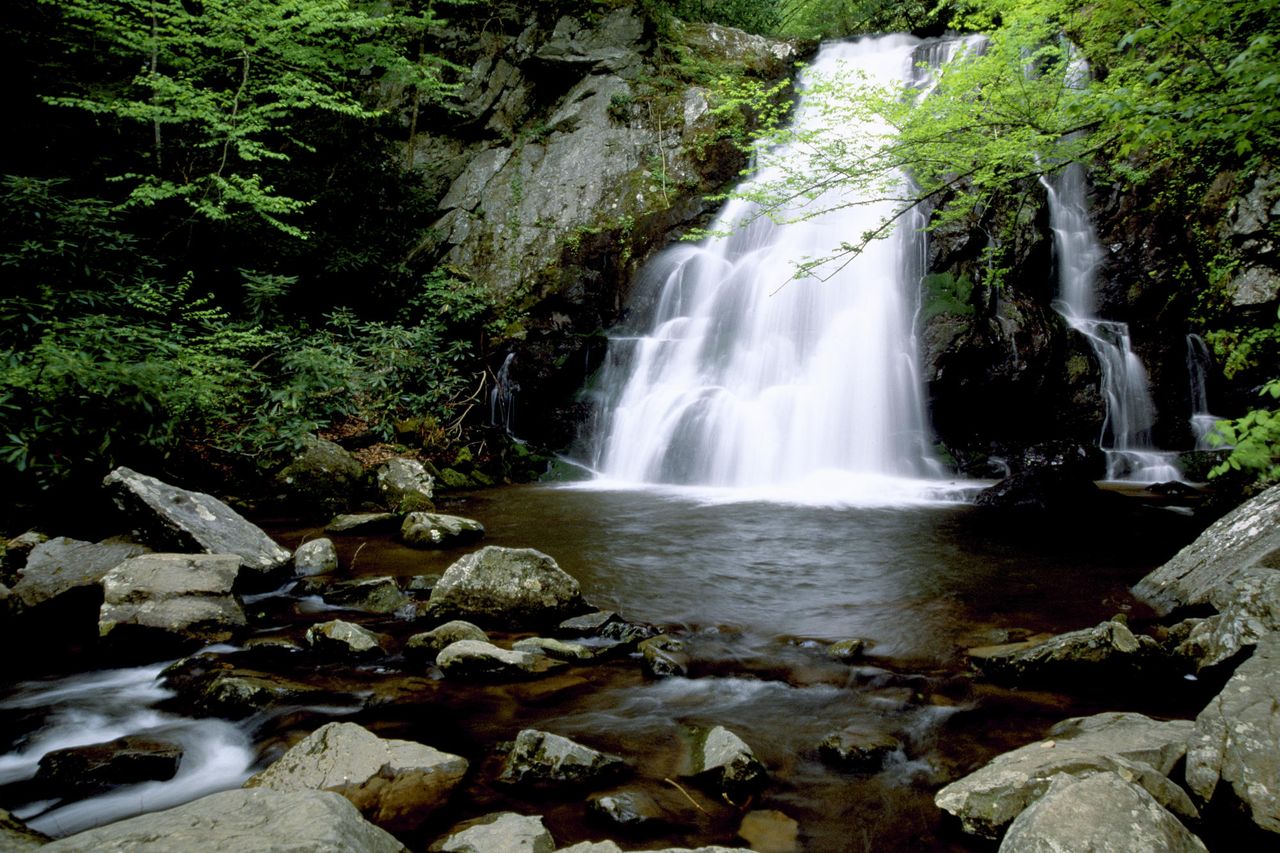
[1,466,1278,851]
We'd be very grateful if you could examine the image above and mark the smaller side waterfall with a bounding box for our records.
[489,352,518,434]
[1042,165,1182,482]
[1186,333,1224,450]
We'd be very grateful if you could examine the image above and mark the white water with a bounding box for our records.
[1042,163,1182,482]
[1186,333,1225,450]
[590,36,966,503]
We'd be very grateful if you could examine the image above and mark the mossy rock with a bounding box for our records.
[437,468,472,489]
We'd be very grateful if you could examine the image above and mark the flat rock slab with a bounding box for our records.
[999,772,1208,853]
[247,721,468,831]
[1134,483,1280,615]
[1186,632,1280,833]
[431,811,553,853]
[12,537,149,611]
[499,728,627,786]
[104,467,291,578]
[99,553,246,647]
[935,711,1197,840]
[42,788,405,852]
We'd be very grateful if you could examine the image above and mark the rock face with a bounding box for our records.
[104,467,291,579]
[428,546,585,628]
[294,538,339,576]
[1185,632,1280,833]
[305,619,387,657]
[1134,483,1280,615]
[935,712,1197,839]
[400,512,485,548]
[10,536,149,611]
[41,788,405,852]
[998,772,1208,853]
[36,736,183,798]
[499,728,627,786]
[246,722,468,831]
[689,726,766,798]
[99,554,246,647]
[435,639,563,679]
[273,437,365,516]
[1174,566,1280,670]
[966,619,1161,684]
[431,811,553,853]
[376,458,435,512]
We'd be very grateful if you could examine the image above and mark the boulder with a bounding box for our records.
[817,728,902,772]
[295,538,339,576]
[498,728,627,786]
[688,726,766,799]
[1174,566,1280,670]
[738,809,800,853]
[427,546,585,629]
[430,811,553,853]
[998,772,1208,853]
[99,554,246,648]
[1185,632,1280,833]
[1134,483,1280,615]
[406,620,489,661]
[41,788,405,852]
[935,712,1197,839]
[273,437,365,515]
[826,638,867,662]
[305,619,387,658]
[638,634,689,677]
[0,809,47,851]
[325,512,401,534]
[246,722,468,831]
[36,736,183,798]
[104,467,291,580]
[195,670,325,718]
[323,577,410,614]
[966,619,1162,684]
[511,636,601,661]
[10,536,148,611]
[435,639,563,680]
[400,512,485,548]
[587,789,672,833]
[376,458,435,513]
[973,468,1102,512]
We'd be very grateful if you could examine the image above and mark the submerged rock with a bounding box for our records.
[817,728,902,773]
[246,722,468,831]
[104,467,291,580]
[435,639,563,679]
[499,728,627,786]
[11,536,149,612]
[587,789,672,833]
[1185,632,1280,834]
[99,554,245,649]
[36,736,183,798]
[305,619,387,658]
[826,638,867,662]
[966,619,1162,684]
[406,620,489,661]
[688,725,767,799]
[400,512,485,548]
[376,458,435,513]
[935,712,1196,839]
[294,538,339,576]
[738,809,800,853]
[428,546,585,629]
[42,788,405,852]
[638,634,689,677]
[430,811,553,853]
[998,772,1208,853]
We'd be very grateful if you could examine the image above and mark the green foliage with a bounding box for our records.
[1210,380,1280,484]
[775,0,941,38]
[920,272,975,322]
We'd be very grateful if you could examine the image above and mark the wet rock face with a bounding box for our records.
[103,467,291,580]
[99,553,246,649]
[246,722,468,832]
[428,546,586,629]
[41,788,406,853]
[499,728,627,787]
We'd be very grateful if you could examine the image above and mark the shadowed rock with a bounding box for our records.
[499,729,627,787]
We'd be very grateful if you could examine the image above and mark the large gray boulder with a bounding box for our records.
[1134,483,1280,615]
[10,536,148,611]
[400,512,485,549]
[1185,632,1280,833]
[273,437,365,515]
[935,712,1197,840]
[498,729,626,786]
[294,538,339,576]
[246,722,468,831]
[41,788,405,852]
[435,639,563,680]
[428,546,585,628]
[430,812,553,853]
[688,726,767,799]
[99,554,245,647]
[966,619,1161,683]
[104,467,291,579]
[998,772,1208,853]
[376,458,435,513]
[1174,566,1280,670]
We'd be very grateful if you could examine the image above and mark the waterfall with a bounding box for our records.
[489,352,518,434]
[1186,333,1223,450]
[588,36,965,502]
[1041,163,1181,482]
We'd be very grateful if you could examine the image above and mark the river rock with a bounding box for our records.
[99,553,246,648]
[688,726,767,799]
[406,620,489,660]
[36,735,183,798]
[973,467,1102,512]
[104,467,291,580]
[376,457,435,512]
[639,634,689,677]
[1174,565,1280,670]
[818,728,902,772]
[1,530,47,583]
[587,789,672,833]
[559,610,622,635]
[196,670,326,718]
[0,809,47,850]
[1134,482,1280,615]
[511,636,600,661]
[738,809,800,853]
[499,728,627,786]
[305,619,387,658]
[400,512,485,548]
[430,811,553,853]
[10,536,149,612]
[427,546,585,629]
[435,639,563,679]
[827,638,867,662]
[934,711,1197,839]
[246,721,468,831]
[323,577,410,613]
[1185,632,1280,833]
[41,788,405,852]
[966,619,1162,684]
[998,771,1208,853]
[325,512,401,534]
[273,437,365,515]
[295,538,339,576]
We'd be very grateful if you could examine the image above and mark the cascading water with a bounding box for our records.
[1186,333,1224,450]
[589,36,967,503]
[1041,162,1182,482]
